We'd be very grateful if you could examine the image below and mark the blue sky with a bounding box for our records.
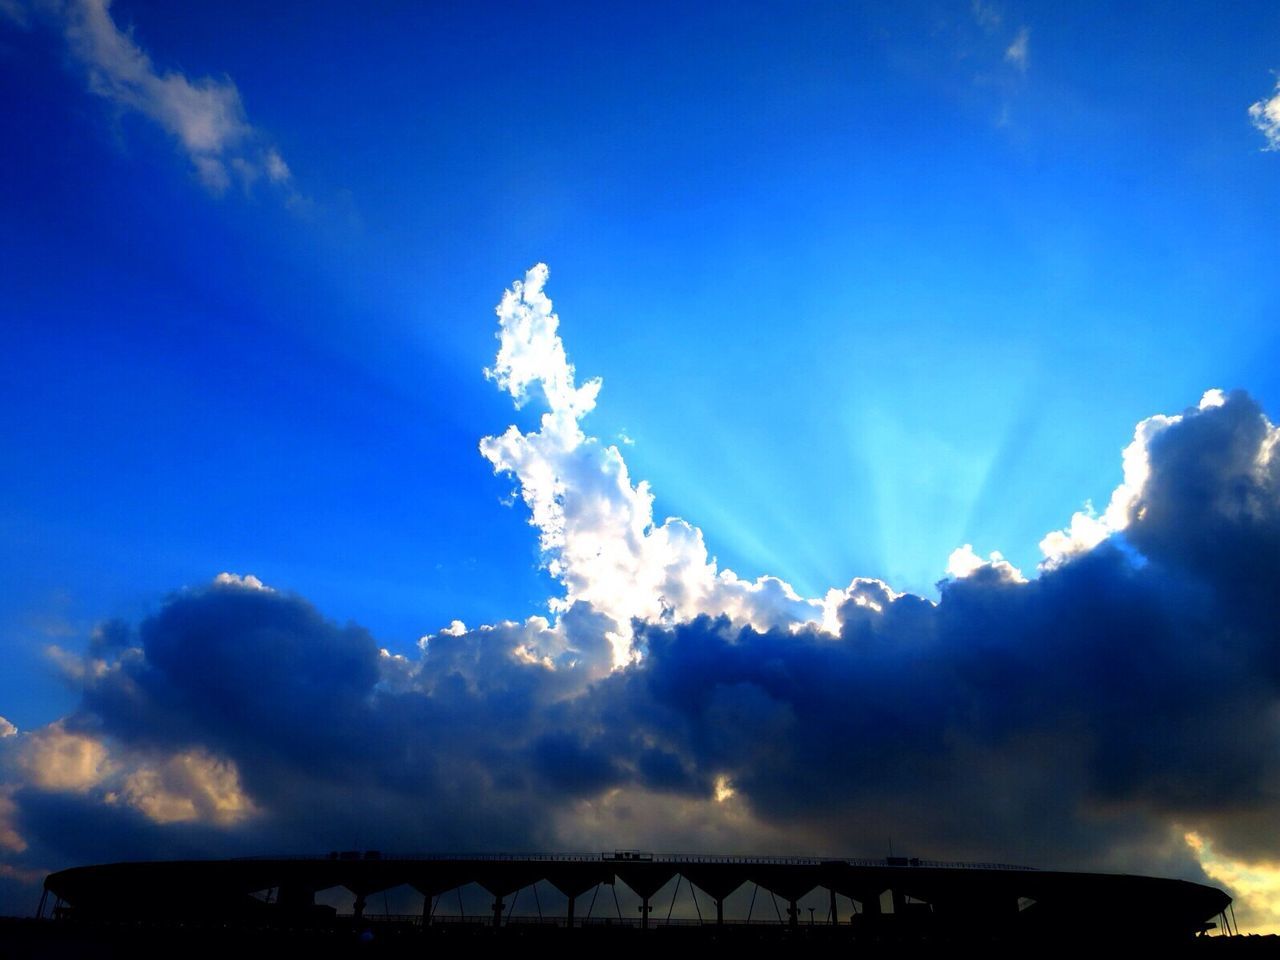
[4,0,1277,722]
[3,0,1280,929]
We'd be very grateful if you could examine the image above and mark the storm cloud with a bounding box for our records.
[2,267,1279,926]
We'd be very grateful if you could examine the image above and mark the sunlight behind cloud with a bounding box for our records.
[479,265,825,664]
[3,264,1280,933]
[1186,832,1280,934]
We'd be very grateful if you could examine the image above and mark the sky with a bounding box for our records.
[2,0,1280,933]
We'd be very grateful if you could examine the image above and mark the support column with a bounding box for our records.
[862,891,882,919]
[716,897,724,926]
[492,896,504,928]
[422,893,433,927]
[788,898,799,928]
[640,895,650,929]
[566,893,575,928]
[830,888,837,925]
[353,893,366,921]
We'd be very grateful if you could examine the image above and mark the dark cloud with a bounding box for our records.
[80,581,380,763]
[1129,391,1280,599]
[621,542,1256,866]
[2,390,1279,922]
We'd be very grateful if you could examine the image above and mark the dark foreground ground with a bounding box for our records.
[1,918,1277,959]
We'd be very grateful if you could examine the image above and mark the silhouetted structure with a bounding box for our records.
[39,851,1232,945]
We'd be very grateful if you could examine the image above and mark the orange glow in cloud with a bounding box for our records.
[1186,832,1280,935]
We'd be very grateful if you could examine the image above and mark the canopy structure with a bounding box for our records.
[40,851,1232,942]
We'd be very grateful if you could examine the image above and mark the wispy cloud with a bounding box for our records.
[970,0,1002,33]
[962,2,1031,126]
[0,0,29,28]
[1004,26,1030,72]
[1250,78,1280,150]
[27,0,292,192]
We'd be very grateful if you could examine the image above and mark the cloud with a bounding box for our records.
[479,265,825,664]
[19,724,115,792]
[946,543,1026,582]
[0,717,15,739]
[114,750,257,826]
[15,0,292,192]
[0,790,24,854]
[1186,832,1280,933]
[212,571,272,591]
[10,720,255,829]
[957,4,1030,126]
[971,0,1002,33]
[2,267,1280,927]
[1004,26,1029,72]
[0,0,28,28]
[1250,78,1280,150]
[1038,397,1197,567]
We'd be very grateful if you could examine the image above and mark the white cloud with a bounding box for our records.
[484,263,601,420]
[479,272,1280,678]
[264,147,290,182]
[817,577,904,633]
[946,543,1026,582]
[971,0,1002,33]
[480,265,824,665]
[1199,388,1227,410]
[1250,79,1280,150]
[1039,408,1182,567]
[213,571,272,591]
[60,0,290,192]
[0,717,15,739]
[45,642,115,685]
[1004,26,1029,72]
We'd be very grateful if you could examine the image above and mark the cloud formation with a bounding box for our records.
[479,265,827,664]
[970,1,1002,34]
[1004,26,1029,72]
[1250,78,1280,150]
[3,267,1280,928]
[10,0,291,191]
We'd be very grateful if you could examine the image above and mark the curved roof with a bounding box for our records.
[43,852,1231,941]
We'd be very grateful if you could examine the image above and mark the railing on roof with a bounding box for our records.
[230,851,1035,871]
[319,915,879,929]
